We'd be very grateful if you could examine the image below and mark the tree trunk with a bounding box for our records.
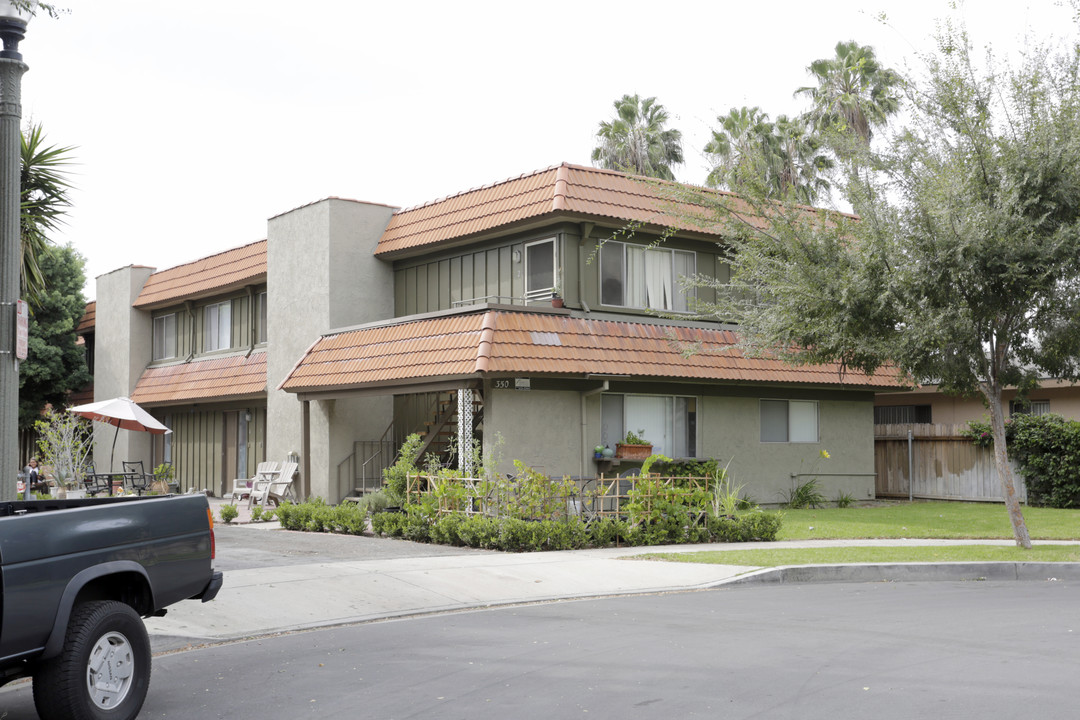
[987,388,1032,549]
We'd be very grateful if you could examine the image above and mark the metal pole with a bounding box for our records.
[907,428,914,502]
[0,22,26,503]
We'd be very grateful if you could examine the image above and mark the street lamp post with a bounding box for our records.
[0,1,30,502]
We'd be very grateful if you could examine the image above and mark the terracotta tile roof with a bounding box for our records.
[280,310,905,394]
[131,351,267,405]
[76,301,95,334]
[133,240,267,309]
[375,163,764,257]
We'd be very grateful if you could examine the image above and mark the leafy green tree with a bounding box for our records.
[21,123,75,306]
[592,94,683,180]
[681,28,1080,548]
[704,107,832,204]
[796,40,903,145]
[19,244,90,430]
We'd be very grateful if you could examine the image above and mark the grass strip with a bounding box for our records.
[777,502,1080,540]
[639,544,1080,567]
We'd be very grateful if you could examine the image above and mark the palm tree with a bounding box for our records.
[770,114,833,204]
[795,40,903,145]
[592,94,683,180]
[704,107,832,204]
[21,123,75,307]
[703,106,773,190]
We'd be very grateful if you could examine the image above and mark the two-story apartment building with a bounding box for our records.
[92,163,904,504]
[92,243,269,496]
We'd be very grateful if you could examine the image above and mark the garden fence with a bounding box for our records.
[405,473,721,521]
[874,423,1027,502]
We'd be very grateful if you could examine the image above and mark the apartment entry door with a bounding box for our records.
[221,411,250,498]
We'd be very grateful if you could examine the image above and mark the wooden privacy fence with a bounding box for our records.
[875,424,1026,502]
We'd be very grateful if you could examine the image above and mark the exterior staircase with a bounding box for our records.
[337,389,483,502]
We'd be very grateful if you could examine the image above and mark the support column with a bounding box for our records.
[458,388,473,476]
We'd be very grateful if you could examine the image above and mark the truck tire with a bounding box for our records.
[32,600,152,720]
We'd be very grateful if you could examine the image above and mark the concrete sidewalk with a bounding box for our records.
[143,505,1080,651]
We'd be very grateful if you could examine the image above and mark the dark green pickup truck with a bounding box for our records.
[0,493,223,720]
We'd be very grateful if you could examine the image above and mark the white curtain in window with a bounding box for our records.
[673,251,695,312]
[673,397,690,457]
[218,303,231,349]
[626,396,671,456]
[789,401,818,443]
[626,246,646,307]
[206,306,219,351]
[644,250,672,310]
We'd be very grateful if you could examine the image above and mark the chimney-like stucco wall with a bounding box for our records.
[93,265,154,472]
[266,199,396,500]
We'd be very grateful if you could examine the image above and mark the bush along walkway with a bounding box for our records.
[258,457,784,552]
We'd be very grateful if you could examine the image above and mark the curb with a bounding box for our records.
[724,561,1080,585]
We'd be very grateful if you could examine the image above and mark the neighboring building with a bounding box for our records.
[93,163,904,504]
[93,243,268,495]
[69,301,96,407]
[874,380,1080,427]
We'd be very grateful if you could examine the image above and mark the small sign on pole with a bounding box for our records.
[15,299,27,360]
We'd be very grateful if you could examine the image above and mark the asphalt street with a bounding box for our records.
[3,579,1077,719]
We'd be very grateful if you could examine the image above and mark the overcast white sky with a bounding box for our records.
[17,0,1075,299]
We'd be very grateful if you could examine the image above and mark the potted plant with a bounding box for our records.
[551,284,564,308]
[615,429,652,460]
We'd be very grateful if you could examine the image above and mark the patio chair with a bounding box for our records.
[249,461,298,509]
[122,461,152,495]
[231,461,280,502]
[81,466,111,497]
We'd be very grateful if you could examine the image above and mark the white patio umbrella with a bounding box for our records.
[68,397,171,472]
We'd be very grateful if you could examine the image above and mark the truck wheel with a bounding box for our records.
[33,600,152,720]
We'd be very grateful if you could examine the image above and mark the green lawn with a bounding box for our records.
[776,501,1080,540]
[641,544,1080,567]
[637,501,1080,567]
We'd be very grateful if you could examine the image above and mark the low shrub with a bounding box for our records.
[456,515,500,548]
[431,513,466,546]
[219,503,239,524]
[785,478,826,509]
[707,511,783,542]
[372,509,407,537]
[332,502,369,535]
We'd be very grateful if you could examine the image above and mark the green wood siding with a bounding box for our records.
[157,404,267,494]
[391,229,729,317]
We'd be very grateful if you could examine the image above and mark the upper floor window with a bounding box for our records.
[600,241,695,311]
[601,393,697,458]
[152,314,176,361]
[874,404,932,424]
[256,292,268,344]
[1010,399,1050,417]
[205,301,232,352]
[761,399,818,443]
[525,238,557,300]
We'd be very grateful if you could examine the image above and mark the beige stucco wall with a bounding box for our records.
[876,382,1080,424]
[93,265,154,472]
[266,199,397,500]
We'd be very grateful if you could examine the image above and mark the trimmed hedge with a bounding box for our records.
[370,508,783,552]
